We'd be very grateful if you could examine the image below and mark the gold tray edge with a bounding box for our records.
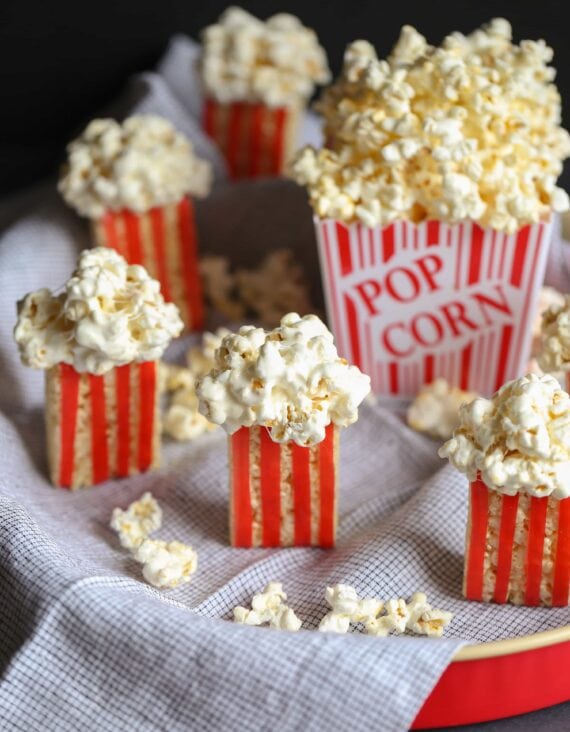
[454,624,570,662]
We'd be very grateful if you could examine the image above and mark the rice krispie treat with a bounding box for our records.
[14,247,183,488]
[196,312,370,547]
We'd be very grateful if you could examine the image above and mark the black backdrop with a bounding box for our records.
[1,0,569,195]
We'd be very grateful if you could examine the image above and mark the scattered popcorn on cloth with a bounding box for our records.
[291,19,570,232]
[233,582,302,632]
[407,378,478,441]
[110,492,163,550]
[198,7,330,107]
[133,539,198,589]
[318,585,453,638]
[199,249,314,327]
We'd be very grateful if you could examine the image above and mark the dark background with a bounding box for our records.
[1,0,569,194]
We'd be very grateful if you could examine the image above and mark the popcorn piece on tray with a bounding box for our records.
[197,313,370,547]
[407,378,478,441]
[199,7,330,178]
[110,492,163,550]
[440,373,570,606]
[233,582,302,631]
[133,539,198,589]
[13,248,183,488]
[59,115,211,331]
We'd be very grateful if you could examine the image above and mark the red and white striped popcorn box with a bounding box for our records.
[315,218,553,397]
[45,361,160,489]
[465,477,570,606]
[93,197,204,332]
[228,424,338,548]
[202,98,300,179]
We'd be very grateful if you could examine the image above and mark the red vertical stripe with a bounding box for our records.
[511,225,531,287]
[89,373,109,484]
[102,212,121,253]
[319,425,336,548]
[231,428,252,547]
[122,210,144,265]
[454,224,464,290]
[202,98,216,138]
[249,104,264,177]
[460,342,473,390]
[494,325,513,391]
[389,362,399,394]
[58,363,80,488]
[115,364,131,478]
[137,361,156,472]
[336,222,353,275]
[176,197,204,331]
[344,295,362,369]
[292,443,312,545]
[270,107,287,175]
[493,494,519,603]
[525,497,548,606]
[465,479,489,601]
[260,427,282,547]
[382,223,395,262]
[553,498,570,606]
[427,220,440,247]
[322,223,344,356]
[424,354,434,384]
[149,207,172,302]
[226,102,244,179]
[467,224,485,285]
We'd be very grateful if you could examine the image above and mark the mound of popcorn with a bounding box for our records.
[162,329,230,442]
[407,379,477,441]
[233,582,302,631]
[110,492,163,550]
[14,248,183,375]
[199,6,330,106]
[196,312,371,446]
[439,373,570,497]
[59,115,212,218]
[318,584,453,638]
[538,296,570,373]
[291,19,570,232]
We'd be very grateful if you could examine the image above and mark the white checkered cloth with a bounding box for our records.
[1,35,570,732]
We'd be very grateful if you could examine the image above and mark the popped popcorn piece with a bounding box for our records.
[197,313,370,446]
[383,598,410,633]
[291,20,570,233]
[324,584,360,616]
[187,328,232,377]
[59,115,212,219]
[199,7,330,106]
[407,379,478,441]
[319,584,384,633]
[133,539,198,589]
[363,615,396,637]
[409,608,454,638]
[14,248,183,374]
[200,256,245,322]
[539,296,570,373]
[439,373,570,498]
[110,492,163,550]
[318,612,351,634]
[232,582,302,631]
[528,286,565,375]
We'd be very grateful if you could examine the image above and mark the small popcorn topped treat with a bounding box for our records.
[197,313,370,547]
[59,115,211,331]
[407,379,477,441]
[14,248,183,488]
[290,19,560,399]
[199,6,330,178]
[439,373,570,606]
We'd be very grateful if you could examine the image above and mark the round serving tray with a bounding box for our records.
[412,625,570,728]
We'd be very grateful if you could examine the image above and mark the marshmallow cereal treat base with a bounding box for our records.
[202,99,301,179]
[93,198,204,332]
[45,361,160,489]
[464,478,570,607]
[315,217,553,397]
[228,424,338,547]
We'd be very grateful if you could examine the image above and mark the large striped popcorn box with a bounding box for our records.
[228,424,338,548]
[465,477,570,606]
[315,218,553,397]
[202,98,300,179]
[93,197,204,332]
[45,361,160,489]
